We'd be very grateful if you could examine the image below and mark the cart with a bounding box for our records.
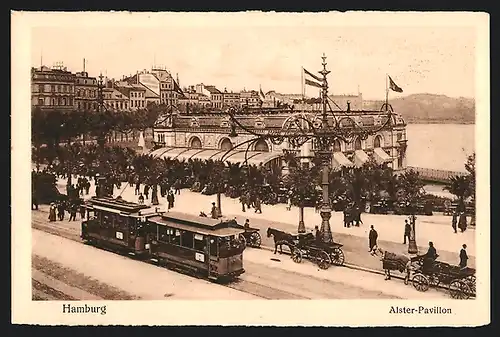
[238,227,262,248]
[290,233,345,269]
[409,255,476,299]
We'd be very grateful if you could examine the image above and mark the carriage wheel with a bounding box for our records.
[249,232,262,248]
[330,248,345,266]
[449,280,471,300]
[412,274,430,292]
[291,249,303,263]
[466,275,476,293]
[316,250,331,270]
[238,234,247,249]
[429,274,440,287]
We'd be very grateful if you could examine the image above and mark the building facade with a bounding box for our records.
[151,109,408,171]
[31,65,76,110]
[150,67,183,107]
[222,89,241,108]
[74,71,98,111]
[115,81,146,110]
[240,90,261,107]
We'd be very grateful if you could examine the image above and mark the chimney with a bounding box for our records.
[83,58,86,72]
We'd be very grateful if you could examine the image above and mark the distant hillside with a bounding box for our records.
[363,94,475,124]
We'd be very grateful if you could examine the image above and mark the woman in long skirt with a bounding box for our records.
[48,203,57,222]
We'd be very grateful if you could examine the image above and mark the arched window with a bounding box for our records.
[354,137,362,150]
[254,139,269,152]
[220,138,233,151]
[190,136,202,149]
[333,139,341,152]
[374,135,382,148]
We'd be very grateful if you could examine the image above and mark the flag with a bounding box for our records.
[305,78,323,88]
[259,87,265,99]
[303,68,322,82]
[173,79,185,97]
[388,76,403,93]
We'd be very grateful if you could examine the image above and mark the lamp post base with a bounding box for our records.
[408,239,418,254]
[319,206,333,243]
[298,206,306,233]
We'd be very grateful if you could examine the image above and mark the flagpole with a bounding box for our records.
[385,73,389,112]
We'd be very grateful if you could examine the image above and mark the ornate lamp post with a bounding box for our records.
[220,54,395,241]
[408,213,418,254]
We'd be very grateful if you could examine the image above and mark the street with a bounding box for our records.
[32,209,451,300]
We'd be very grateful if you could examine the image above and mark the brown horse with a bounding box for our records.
[266,227,295,254]
[372,247,411,282]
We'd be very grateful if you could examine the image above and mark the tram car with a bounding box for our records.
[146,212,246,281]
[81,197,246,281]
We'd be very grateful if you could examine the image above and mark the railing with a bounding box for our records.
[406,166,466,183]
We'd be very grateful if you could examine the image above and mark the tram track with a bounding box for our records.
[31,212,467,299]
[31,214,309,299]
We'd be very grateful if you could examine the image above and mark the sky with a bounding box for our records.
[30,13,477,100]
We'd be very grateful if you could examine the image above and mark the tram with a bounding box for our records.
[81,197,246,281]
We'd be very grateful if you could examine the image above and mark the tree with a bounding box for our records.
[444,175,472,212]
[282,155,321,233]
[396,169,425,213]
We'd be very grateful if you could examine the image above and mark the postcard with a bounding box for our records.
[11,10,490,326]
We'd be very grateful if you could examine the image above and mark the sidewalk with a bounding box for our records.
[56,177,476,269]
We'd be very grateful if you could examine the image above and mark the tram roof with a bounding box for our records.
[85,197,150,214]
[148,213,244,237]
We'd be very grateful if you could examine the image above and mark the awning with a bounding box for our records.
[224,151,262,164]
[175,149,206,161]
[332,152,354,168]
[148,147,282,166]
[373,148,392,165]
[246,152,282,166]
[155,147,191,160]
[210,149,245,162]
[354,150,369,167]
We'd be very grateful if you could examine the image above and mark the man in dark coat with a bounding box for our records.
[452,211,458,233]
[254,197,262,214]
[167,191,175,209]
[239,194,247,212]
[68,204,77,221]
[423,241,438,273]
[458,212,467,232]
[459,244,468,268]
[404,219,411,244]
[368,225,378,253]
[57,202,65,221]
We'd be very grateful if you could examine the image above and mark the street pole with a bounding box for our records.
[317,54,334,244]
[408,213,418,254]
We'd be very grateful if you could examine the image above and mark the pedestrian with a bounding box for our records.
[404,219,411,244]
[254,196,262,214]
[354,205,363,226]
[459,244,468,268]
[239,194,247,212]
[135,182,140,195]
[452,211,458,233]
[343,209,350,228]
[57,202,65,221]
[458,211,467,232]
[167,191,175,209]
[174,179,181,195]
[84,179,90,195]
[286,194,292,211]
[48,203,57,222]
[79,204,86,220]
[211,202,219,219]
[151,185,159,205]
[314,225,321,242]
[245,191,252,209]
[138,193,144,204]
[144,184,150,199]
[369,225,378,254]
[69,204,77,221]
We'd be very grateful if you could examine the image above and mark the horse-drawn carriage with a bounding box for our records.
[238,227,262,248]
[409,255,476,299]
[266,228,345,270]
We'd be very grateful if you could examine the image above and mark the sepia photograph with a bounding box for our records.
[11,11,490,326]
